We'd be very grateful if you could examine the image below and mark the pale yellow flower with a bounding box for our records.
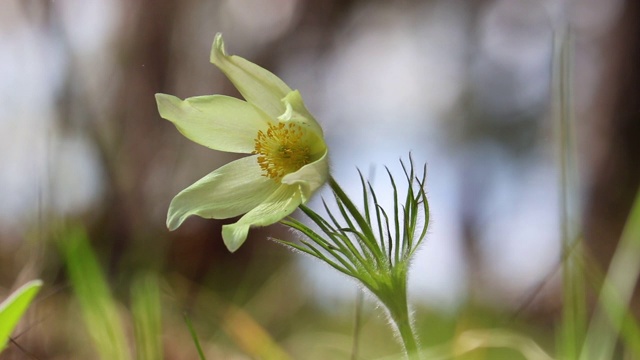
[156,33,328,252]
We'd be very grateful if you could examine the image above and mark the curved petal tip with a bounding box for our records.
[222,223,249,252]
[211,33,226,65]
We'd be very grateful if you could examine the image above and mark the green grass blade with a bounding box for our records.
[0,280,42,353]
[351,289,364,360]
[131,273,163,360]
[581,188,640,359]
[553,25,586,359]
[183,313,207,360]
[58,226,131,360]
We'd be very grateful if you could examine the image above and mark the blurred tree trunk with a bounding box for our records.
[584,0,640,311]
[95,0,182,271]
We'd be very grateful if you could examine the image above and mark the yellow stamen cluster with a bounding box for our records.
[254,122,311,180]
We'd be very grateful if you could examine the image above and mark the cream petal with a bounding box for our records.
[279,90,324,138]
[167,156,279,230]
[156,93,268,154]
[210,33,292,119]
[221,184,302,252]
[281,149,329,202]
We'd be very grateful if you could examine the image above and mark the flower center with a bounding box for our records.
[253,122,311,180]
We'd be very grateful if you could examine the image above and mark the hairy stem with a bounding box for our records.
[388,296,419,359]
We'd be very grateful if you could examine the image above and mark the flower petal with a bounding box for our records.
[279,90,324,138]
[167,155,279,230]
[282,149,329,202]
[156,93,269,154]
[221,184,302,252]
[210,33,292,119]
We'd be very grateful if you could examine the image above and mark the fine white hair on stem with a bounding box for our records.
[274,155,429,358]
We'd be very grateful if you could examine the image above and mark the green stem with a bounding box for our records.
[389,300,419,360]
[376,272,420,359]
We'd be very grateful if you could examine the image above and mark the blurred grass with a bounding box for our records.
[581,189,640,359]
[51,223,409,359]
[131,272,163,360]
[19,210,640,359]
[553,25,587,360]
[183,313,207,360]
[552,22,640,360]
[0,279,42,353]
[57,226,132,360]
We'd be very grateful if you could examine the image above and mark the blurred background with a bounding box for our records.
[1,0,638,358]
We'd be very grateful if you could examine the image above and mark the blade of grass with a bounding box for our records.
[0,280,42,353]
[131,273,163,360]
[183,313,207,360]
[58,226,131,360]
[580,188,640,359]
[351,289,364,360]
[553,25,586,359]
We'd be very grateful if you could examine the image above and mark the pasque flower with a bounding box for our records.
[156,33,328,252]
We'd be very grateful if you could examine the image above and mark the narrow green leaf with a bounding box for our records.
[329,177,384,261]
[322,201,373,267]
[376,204,395,265]
[131,273,163,360]
[358,170,371,225]
[553,27,586,360]
[58,226,131,360]
[400,159,416,252]
[0,280,42,352]
[581,188,640,359]
[281,218,358,273]
[294,206,361,265]
[333,191,381,266]
[304,201,338,236]
[367,182,387,256]
[384,167,401,264]
[273,238,354,278]
[183,313,207,360]
[414,164,430,251]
